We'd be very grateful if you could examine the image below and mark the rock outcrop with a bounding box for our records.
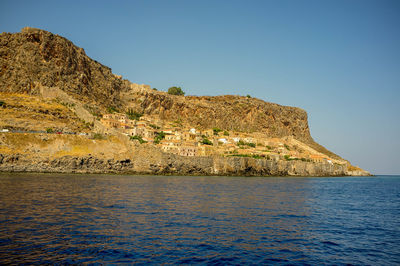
[0,27,127,107]
[0,27,370,175]
[123,89,340,159]
[0,153,352,176]
[0,133,370,176]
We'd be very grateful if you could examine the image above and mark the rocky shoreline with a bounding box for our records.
[0,153,369,177]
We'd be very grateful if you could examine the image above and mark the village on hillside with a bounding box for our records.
[100,112,344,165]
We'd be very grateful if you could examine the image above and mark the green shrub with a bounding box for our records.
[93,133,105,140]
[284,144,290,150]
[228,154,263,159]
[229,154,250,158]
[201,137,213,145]
[126,109,143,120]
[284,155,291,161]
[223,130,229,136]
[236,140,255,148]
[167,86,185,96]
[149,124,160,129]
[213,127,222,135]
[172,120,183,127]
[152,88,157,91]
[107,106,118,113]
[154,131,166,144]
[266,145,272,150]
[237,140,245,146]
[246,94,251,98]
[0,101,5,107]
[84,122,94,129]
[46,128,53,133]
[130,135,147,144]
[247,142,256,148]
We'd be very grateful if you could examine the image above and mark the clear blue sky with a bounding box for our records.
[1,0,399,174]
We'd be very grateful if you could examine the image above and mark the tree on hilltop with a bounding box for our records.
[167,86,185,96]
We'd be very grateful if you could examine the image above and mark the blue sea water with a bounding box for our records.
[0,174,399,265]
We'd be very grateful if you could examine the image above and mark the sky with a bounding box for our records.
[1,0,399,174]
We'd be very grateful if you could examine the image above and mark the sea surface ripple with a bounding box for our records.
[0,174,399,265]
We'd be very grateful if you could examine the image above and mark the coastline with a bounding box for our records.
[0,153,370,177]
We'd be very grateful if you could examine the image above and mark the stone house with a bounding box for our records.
[179,145,197,156]
[128,125,154,138]
[309,154,327,163]
[198,145,215,156]
[101,113,130,129]
[101,118,120,128]
[165,134,176,141]
[182,132,198,141]
[202,129,214,137]
[165,131,182,141]
[162,128,175,135]
[218,138,228,144]
[244,137,255,143]
[231,137,240,143]
[161,140,181,154]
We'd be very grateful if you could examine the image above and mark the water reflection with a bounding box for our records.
[0,174,398,264]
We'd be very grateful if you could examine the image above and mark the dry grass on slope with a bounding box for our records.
[0,93,90,132]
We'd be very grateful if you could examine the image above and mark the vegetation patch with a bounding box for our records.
[213,127,222,135]
[237,140,256,148]
[93,133,105,140]
[149,124,160,129]
[84,104,102,119]
[284,155,308,161]
[154,131,165,144]
[201,137,213,145]
[126,108,143,120]
[167,86,185,96]
[130,135,147,144]
[172,119,183,127]
[107,106,119,114]
[229,154,265,159]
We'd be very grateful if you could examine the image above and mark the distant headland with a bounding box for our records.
[0,27,370,176]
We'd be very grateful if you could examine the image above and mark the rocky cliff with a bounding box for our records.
[0,27,127,107]
[0,27,369,175]
[0,133,350,176]
[1,27,340,158]
[123,89,340,159]
[0,153,349,176]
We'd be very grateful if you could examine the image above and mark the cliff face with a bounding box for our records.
[127,91,310,139]
[123,89,341,159]
[0,27,127,107]
[0,132,350,176]
[0,153,350,176]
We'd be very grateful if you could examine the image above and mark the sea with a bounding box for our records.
[0,173,399,265]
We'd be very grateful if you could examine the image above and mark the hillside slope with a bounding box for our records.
[1,27,340,160]
[0,27,127,107]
